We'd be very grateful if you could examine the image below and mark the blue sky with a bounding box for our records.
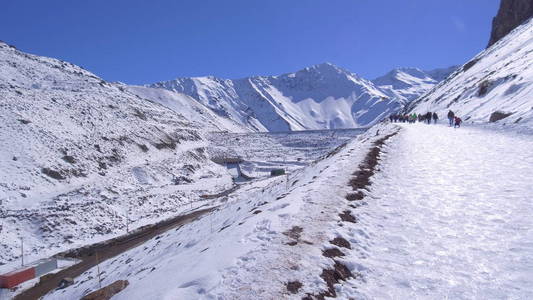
[1,0,499,84]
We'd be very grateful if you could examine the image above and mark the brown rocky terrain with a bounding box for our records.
[487,0,533,47]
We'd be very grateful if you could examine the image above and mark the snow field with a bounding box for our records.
[207,129,364,178]
[348,123,533,299]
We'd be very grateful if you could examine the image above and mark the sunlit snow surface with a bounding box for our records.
[350,123,533,299]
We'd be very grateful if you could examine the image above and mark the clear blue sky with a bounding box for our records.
[1,0,500,84]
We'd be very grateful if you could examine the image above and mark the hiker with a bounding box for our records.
[432,112,438,124]
[454,116,462,128]
[447,110,455,127]
[425,112,432,124]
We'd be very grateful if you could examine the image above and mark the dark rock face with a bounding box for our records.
[489,111,513,122]
[487,0,533,48]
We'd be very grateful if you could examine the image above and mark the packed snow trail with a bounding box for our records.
[352,123,533,299]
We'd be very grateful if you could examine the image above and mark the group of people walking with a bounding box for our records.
[389,112,438,124]
[389,110,462,128]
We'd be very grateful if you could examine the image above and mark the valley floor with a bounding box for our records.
[10,123,533,299]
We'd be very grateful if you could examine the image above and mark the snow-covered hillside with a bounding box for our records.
[372,66,457,104]
[41,125,393,300]
[407,18,533,128]
[0,41,233,266]
[125,85,247,133]
[42,122,533,300]
[151,63,401,131]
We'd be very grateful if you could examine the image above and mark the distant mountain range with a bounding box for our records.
[145,63,456,131]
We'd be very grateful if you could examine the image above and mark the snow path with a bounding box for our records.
[352,123,533,299]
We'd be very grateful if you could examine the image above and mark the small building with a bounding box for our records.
[0,258,58,289]
[270,169,286,176]
[211,156,243,164]
[0,267,35,289]
[211,156,246,179]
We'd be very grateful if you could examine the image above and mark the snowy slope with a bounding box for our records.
[151,63,400,131]
[125,85,247,133]
[42,123,533,300]
[0,41,232,266]
[372,66,457,104]
[407,18,533,128]
[41,125,393,300]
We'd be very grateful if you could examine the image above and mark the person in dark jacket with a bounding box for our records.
[425,112,432,124]
[454,116,462,128]
[432,112,438,124]
[447,110,455,127]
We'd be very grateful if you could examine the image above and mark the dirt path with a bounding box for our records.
[14,208,214,300]
[303,130,399,299]
[200,184,241,200]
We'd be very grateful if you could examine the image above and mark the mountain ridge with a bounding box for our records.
[150,63,455,132]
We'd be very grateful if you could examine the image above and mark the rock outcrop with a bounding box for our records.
[487,0,533,47]
[81,280,129,300]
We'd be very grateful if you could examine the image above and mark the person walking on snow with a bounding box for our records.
[432,112,438,124]
[454,116,462,128]
[447,110,455,127]
[425,112,432,124]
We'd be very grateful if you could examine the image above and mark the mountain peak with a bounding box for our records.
[386,67,427,79]
[305,62,350,74]
[372,66,457,104]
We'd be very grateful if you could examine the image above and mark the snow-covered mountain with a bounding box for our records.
[150,63,401,132]
[0,41,233,264]
[407,17,533,128]
[150,63,455,132]
[124,84,247,133]
[372,66,457,104]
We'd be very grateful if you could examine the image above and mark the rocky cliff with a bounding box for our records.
[487,0,533,47]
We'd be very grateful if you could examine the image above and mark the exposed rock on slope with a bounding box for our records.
[487,0,533,47]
